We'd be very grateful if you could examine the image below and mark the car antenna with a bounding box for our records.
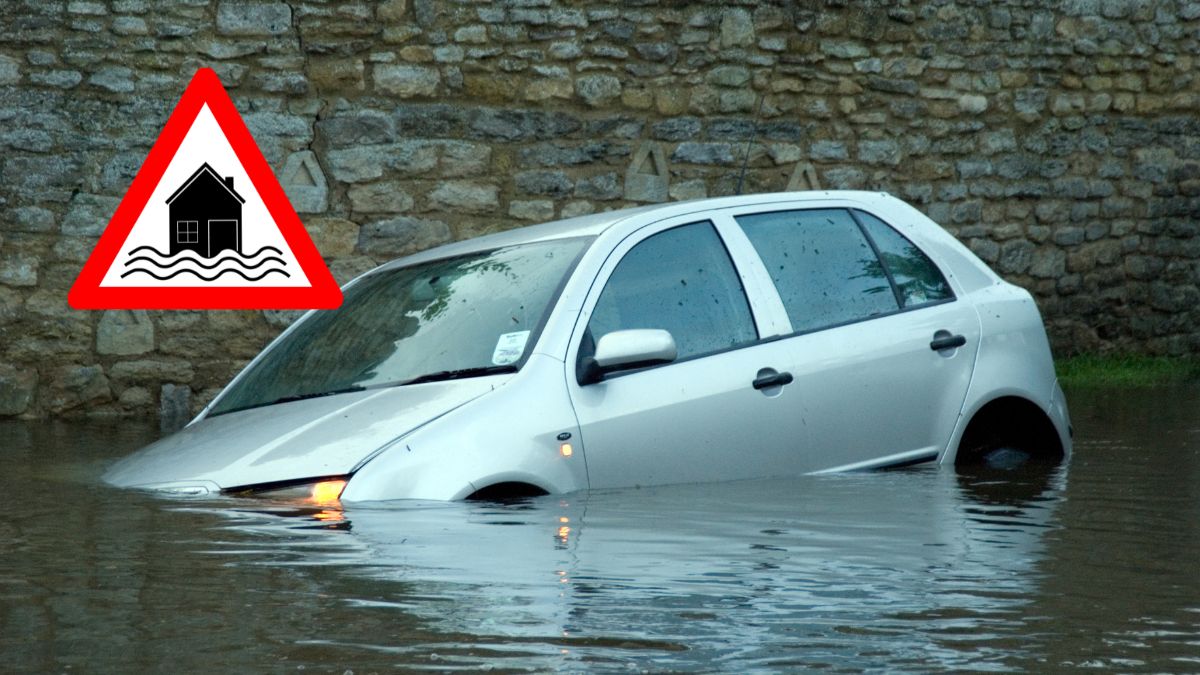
[734,92,766,196]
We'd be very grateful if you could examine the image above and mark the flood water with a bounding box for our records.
[2,386,1199,673]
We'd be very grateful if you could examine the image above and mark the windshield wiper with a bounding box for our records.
[210,385,370,417]
[262,385,367,407]
[400,365,518,386]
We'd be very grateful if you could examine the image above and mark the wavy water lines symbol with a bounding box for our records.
[121,245,290,283]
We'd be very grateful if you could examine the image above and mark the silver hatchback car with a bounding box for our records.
[105,191,1072,503]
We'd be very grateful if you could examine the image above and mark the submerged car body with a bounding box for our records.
[105,191,1071,502]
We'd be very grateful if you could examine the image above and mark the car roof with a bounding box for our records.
[375,190,897,269]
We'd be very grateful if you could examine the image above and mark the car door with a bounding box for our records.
[566,217,810,490]
[729,206,981,471]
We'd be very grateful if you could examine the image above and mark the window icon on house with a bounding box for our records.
[165,162,246,258]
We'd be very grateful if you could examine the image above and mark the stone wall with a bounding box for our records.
[1,0,1199,418]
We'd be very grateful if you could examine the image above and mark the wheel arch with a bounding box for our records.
[455,471,557,501]
[952,394,1065,467]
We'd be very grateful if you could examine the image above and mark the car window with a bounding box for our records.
[209,238,588,416]
[585,221,758,361]
[854,210,954,308]
[735,208,899,334]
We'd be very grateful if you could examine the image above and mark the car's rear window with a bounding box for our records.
[853,210,953,308]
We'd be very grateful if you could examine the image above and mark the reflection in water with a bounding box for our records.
[3,388,1200,672]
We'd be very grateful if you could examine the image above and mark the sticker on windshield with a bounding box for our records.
[492,331,530,366]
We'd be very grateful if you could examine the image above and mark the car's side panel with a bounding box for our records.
[705,203,983,471]
[939,283,1070,465]
[340,354,588,501]
[570,342,812,488]
[565,215,813,489]
[778,302,981,471]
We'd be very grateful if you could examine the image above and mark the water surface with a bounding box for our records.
[2,386,1198,672]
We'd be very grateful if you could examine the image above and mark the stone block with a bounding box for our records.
[67,1,106,14]
[326,146,388,183]
[516,170,573,197]
[998,240,1036,275]
[281,151,329,214]
[574,172,621,200]
[720,8,754,48]
[61,194,120,236]
[0,366,37,416]
[348,183,414,213]
[508,200,555,221]
[329,257,379,285]
[707,66,750,88]
[810,140,848,161]
[635,42,677,63]
[112,16,148,36]
[96,310,155,356]
[303,218,361,258]
[652,117,701,142]
[375,64,440,97]
[109,360,194,385]
[672,142,736,166]
[0,253,38,287]
[118,386,152,409]
[1029,249,1067,278]
[217,2,293,36]
[958,94,988,114]
[455,25,488,43]
[438,141,492,176]
[378,0,408,21]
[429,181,500,213]
[47,364,111,413]
[576,74,622,107]
[525,77,574,101]
[858,139,901,166]
[310,58,365,91]
[561,201,595,218]
[0,287,21,325]
[0,55,21,85]
[469,108,581,141]
[359,216,453,259]
[625,141,669,203]
[317,112,396,148]
[159,383,192,431]
[822,41,870,59]
[7,207,56,233]
[89,67,134,93]
[669,179,708,201]
[30,70,83,89]
[767,144,802,165]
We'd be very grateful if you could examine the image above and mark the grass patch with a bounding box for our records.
[1056,354,1200,387]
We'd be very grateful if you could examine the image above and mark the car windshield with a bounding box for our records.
[208,237,589,416]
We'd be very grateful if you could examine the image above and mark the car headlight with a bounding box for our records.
[226,476,349,505]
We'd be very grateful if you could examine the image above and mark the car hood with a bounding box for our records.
[103,376,509,491]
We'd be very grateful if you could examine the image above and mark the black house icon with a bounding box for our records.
[165,163,246,258]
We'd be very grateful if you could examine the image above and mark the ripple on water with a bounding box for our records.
[3,387,1200,672]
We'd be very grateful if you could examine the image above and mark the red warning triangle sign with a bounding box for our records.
[69,68,342,310]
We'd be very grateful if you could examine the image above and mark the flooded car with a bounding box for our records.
[104,191,1071,502]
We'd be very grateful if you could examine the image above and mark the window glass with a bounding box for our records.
[209,238,588,416]
[586,222,757,361]
[736,209,898,334]
[855,211,953,308]
[177,221,198,244]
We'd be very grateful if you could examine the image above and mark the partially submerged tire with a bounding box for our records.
[956,397,1064,469]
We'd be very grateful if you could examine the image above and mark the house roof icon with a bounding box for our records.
[165,162,246,205]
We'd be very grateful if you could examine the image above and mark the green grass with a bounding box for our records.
[1056,354,1200,387]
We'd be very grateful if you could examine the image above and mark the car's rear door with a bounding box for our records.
[565,216,810,489]
[726,206,981,471]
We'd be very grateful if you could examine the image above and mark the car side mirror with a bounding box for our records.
[578,329,677,385]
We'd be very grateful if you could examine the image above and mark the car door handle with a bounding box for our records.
[752,371,793,390]
[929,333,967,351]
